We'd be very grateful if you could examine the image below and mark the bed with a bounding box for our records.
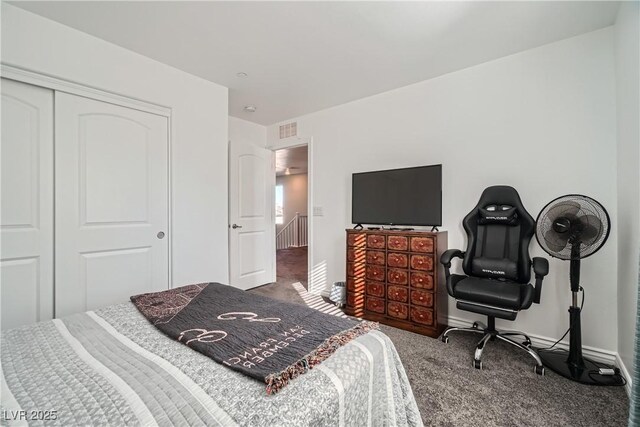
[1,299,422,426]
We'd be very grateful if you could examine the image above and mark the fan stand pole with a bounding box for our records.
[538,247,624,386]
[566,257,585,369]
[538,251,624,385]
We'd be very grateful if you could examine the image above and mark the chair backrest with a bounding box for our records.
[461,186,535,284]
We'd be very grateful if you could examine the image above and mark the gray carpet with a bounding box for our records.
[250,282,630,426]
[251,280,306,303]
[274,247,308,288]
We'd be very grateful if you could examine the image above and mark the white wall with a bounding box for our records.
[267,28,619,352]
[1,4,229,286]
[229,116,268,149]
[614,2,640,381]
[276,174,308,234]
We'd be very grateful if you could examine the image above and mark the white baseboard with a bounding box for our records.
[448,315,631,395]
[615,353,633,397]
[307,285,330,298]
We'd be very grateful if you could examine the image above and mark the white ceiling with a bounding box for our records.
[12,1,620,125]
[275,145,308,177]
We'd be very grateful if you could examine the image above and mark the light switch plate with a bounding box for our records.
[313,206,323,216]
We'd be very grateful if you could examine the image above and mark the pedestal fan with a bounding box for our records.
[535,194,624,386]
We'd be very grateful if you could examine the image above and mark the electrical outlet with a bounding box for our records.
[313,206,323,216]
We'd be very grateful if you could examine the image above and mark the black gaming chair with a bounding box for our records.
[440,186,549,375]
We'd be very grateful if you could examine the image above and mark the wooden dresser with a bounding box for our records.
[345,229,448,338]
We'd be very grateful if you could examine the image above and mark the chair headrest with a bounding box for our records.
[477,204,519,225]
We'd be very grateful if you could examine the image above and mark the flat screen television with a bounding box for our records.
[352,164,442,227]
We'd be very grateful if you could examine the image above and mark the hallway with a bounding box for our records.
[275,246,307,288]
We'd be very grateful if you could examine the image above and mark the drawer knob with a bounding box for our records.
[419,278,423,282]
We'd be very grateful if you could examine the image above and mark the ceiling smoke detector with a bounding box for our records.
[243,105,257,113]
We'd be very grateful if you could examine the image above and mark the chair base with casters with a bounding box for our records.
[441,315,544,375]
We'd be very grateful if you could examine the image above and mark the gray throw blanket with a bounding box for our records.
[131,282,377,394]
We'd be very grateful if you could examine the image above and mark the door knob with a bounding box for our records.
[157,231,165,239]
[231,224,242,229]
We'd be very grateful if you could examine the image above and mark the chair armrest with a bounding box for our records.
[441,249,465,267]
[533,257,549,277]
[532,257,549,304]
[441,249,464,281]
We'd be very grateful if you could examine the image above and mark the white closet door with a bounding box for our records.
[1,79,54,330]
[55,92,169,317]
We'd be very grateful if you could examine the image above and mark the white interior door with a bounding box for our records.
[229,142,275,289]
[0,79,54,330]
[55,92,169,317]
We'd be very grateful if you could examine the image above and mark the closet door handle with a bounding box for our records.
[231,224,242,229]
[157,231,165,239]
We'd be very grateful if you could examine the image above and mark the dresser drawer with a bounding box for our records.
[410,307,434,325]
[410,254,433,271]
[388,285,408,303]
[366,250,385,265]
[410,272,434,289]
[366,296,385,314]
[387,268,409,285]
[347,248,357,262]
[366,281,385,298]
[410,236,434,253]
[367,234,386,249]
[346,292,364,308]
[347,233,366,247]
[387,302,409,320]
[347,277,364,293]
[387,252,408,268]
[387,235,408,251]
[410,290,434,307]
[347,262,355,277]
[366,265,385,282]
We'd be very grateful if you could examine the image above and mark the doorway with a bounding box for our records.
[274,145,309,288]
[228,135,312,292]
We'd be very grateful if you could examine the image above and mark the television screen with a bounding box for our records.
[352,165,442,226]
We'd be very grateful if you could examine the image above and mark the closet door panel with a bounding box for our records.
[0,79,54,330]
[55,93,169,317]
[82,114,149,224]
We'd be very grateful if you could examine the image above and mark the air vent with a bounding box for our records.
[279,122,297,139]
